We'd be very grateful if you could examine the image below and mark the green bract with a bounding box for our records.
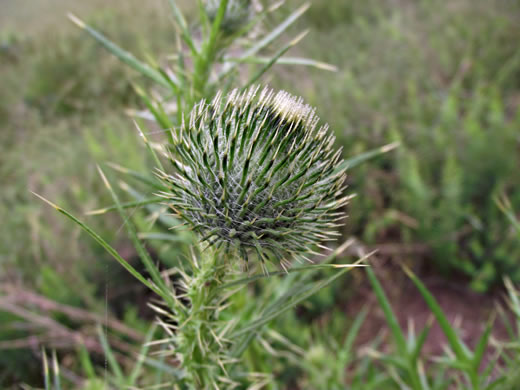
[158,86,348,264]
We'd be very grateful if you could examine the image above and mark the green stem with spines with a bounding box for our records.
[177,249,229,389]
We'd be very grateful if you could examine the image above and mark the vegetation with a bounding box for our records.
[1,0,519,389]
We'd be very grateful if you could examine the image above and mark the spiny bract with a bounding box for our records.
[158,86,348,264]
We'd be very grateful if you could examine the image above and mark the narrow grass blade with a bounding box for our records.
[334,142,400,173]
[225,55,337,71]
[138,232,192,243]
[168,0,197,55]
[218,239,358,290]
[133,85,173,139]
[403,266,471,361]
[217,2,310,81]
[42,348,50,390]
[78,345,96,380]
[504,277,520,331]
[496,194,520,236]
[366,267,407,356]
[68,13,171,88]
[51,351,62,390]
[218,259,367,291]
[243,30,309,88]
[86,197,163,216]
[96,166,175,307]
[97,325,125,385]
[32,192,162,297]
[410,317,433,364]
[473,315,495,370]
[106,162,168,191]
[232,251,373,338]
[338,307,368,372]
[133,120,166,171]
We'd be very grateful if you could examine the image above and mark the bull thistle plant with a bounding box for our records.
[33,0,387,388]
[149,86,349,387]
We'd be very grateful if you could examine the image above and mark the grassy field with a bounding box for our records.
[1,0,520,388]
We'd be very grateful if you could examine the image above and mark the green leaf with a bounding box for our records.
[96,166,175,307]
[224,55,337,71]
[232,251,373,338]
[78,345,96,380]
[410,317,433,364]
[218,239,361,290]
[404,266,471,362]
[51,351,61,390]
[33,193,163,297]
[365,267,407,356]
[217,2,311,82]
[68,13,172,88]
[42,348,50,390]
[472,315,495,370]
[243,30,309,88]
[168,0,197,55]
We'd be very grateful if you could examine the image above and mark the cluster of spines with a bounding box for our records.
[158,86,348,266]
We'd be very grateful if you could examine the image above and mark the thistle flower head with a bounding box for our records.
[204,0,253,34]
[159,86,347,264]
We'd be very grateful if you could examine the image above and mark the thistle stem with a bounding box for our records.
[179,250,226,389]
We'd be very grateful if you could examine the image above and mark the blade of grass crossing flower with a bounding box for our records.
[334,142,400,174]
[133,120,165,172]
[119,183,186,230]
[32,192,163,297]
[96,166,175,307]
[403,266,471,361]
[97,324,125,385]
[138,232,192,243]
[365,267,407,355]
[133,85,173,137]
[106,162,168,191]
[243,30,309,88]
[218,261,366,290]
[85,197,163,216]
[68,14,171,88]
[218,239,356,290]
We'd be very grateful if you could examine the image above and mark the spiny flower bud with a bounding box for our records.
[158,86,348,264]
[204,0,252,35]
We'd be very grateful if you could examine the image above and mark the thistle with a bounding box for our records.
[204,0,253,34]
[158,86,348,266]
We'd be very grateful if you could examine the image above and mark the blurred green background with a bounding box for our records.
[1,0,519,388]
